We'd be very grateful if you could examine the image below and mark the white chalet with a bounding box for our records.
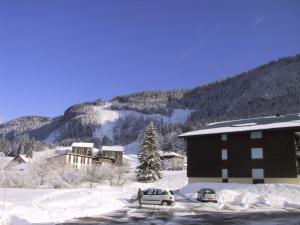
[66,142,123,169]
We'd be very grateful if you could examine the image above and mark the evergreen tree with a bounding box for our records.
[136,121,162,182]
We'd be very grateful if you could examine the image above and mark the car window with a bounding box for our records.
[156,189,164,195]
[144,189,155,195]
[169,190,174,195]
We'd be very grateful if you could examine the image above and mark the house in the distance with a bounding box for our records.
[101,146,123,165]
[11,154,30,164]
[159,151,185,170]
[179,113,300,184]
[66,142,123,169]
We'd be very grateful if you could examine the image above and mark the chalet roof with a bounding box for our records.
[159,151,184,158]
[101,145,124,152]
[179,113,300,137]
[17,154,30,163]
[71,142,94,148]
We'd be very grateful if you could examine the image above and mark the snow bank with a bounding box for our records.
[180,182,300,211]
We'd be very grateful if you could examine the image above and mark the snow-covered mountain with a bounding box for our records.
[1,54,300,156]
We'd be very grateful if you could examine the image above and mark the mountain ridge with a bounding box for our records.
[1,54,300,156]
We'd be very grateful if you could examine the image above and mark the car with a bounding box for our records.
[140,188,175,206]
[197,188,218,203]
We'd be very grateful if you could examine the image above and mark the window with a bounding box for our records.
[252,169,264,179]
[144,189,155,195]
[222,169,228,178]
[156,189,164,195]
[251,148,263,159]
[222,149,228,160]
[251,131,262,139]
[221,134,227,141]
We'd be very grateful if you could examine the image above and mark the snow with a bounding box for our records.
[159,151,184,158]
[71,142,94,148]
[1,155,300,224]
[0,169,187,224]
[18,155,30,163]
[45,128,60,144]
[0,187,126,224]
[102,145,124,152]
[94,103,193,141]
[54,146,72,154]
[0,157,14,168]
[179,182,300,211]
[179,120,300,137]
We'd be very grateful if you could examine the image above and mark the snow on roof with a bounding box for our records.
[71,142,94,148]
[19,154,30,163]
[159,151,184,158]
[101,145,124,152]
[179,120,300,137]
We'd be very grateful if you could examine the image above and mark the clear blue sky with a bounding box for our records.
[0,0,300,121]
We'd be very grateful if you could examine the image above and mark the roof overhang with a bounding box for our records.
[179,121,300,138]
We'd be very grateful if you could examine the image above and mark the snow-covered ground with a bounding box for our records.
[180,182,300,211]
[1,155,300,225]
[0,170,187,225]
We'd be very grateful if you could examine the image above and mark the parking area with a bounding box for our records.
[61,191,300,225]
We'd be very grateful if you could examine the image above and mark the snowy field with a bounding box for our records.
[1,169,300,224]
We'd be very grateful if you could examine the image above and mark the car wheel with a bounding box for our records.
[161,201,168,206]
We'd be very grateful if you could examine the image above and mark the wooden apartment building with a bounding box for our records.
[179,114,300,184]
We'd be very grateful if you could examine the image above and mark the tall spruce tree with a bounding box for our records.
[136,121,162,182]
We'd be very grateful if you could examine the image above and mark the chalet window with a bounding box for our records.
[251,131,262,139]
[222,169,228,178]
[222,149,228,160]
[252,168,264,179]
[251,148,263,159]
[221,134,227,141]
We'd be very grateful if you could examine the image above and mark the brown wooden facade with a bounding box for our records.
[184,127,300,183]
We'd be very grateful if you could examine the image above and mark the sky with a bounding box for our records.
[0,0,300,121]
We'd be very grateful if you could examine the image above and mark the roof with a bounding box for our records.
[159,151,184,158]
[16,155,30,163]
[179,113,300,137]
[101,145,124,152]
[71,142,94,148]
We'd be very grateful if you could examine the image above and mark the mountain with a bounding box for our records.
[0,54,300,156]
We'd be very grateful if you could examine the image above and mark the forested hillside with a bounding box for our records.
[0,54,299,156]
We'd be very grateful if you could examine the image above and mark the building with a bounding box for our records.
[66,142,122,169]
[159,151,185,170]
[179,114,300,184]
[11,154,30,164]
[101,146,124,165]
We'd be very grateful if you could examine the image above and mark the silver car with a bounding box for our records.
[141,188,175,206]
[197,188,218,203]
